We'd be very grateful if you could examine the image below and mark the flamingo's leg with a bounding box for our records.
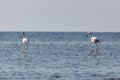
[95,44,98,53]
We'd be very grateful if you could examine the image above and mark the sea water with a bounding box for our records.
[0,32,120,80]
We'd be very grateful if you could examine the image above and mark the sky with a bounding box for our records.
[0,0,120,32]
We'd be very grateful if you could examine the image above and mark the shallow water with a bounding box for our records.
[0,32,120,80]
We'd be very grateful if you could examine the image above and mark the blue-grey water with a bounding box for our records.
[0,32,120,80]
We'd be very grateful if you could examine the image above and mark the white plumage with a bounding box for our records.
[22,38,29,45]
[90,37,98,43]
[22,32,29,48]
[87,32,100,53]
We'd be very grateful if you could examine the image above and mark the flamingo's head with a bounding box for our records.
[22,32,25,36]
[86,32,92,37]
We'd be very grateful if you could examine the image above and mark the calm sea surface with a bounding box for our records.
[0,32,120,80]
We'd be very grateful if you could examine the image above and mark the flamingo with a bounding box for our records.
[22,32,29,48]
[86,32,100,53]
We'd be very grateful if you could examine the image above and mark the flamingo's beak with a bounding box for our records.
[22,32,25,35]
[86,34,88,37]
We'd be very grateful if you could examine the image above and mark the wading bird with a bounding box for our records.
[22,32,29,48]
[86,32,100,53]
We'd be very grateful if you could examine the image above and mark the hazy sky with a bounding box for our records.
[0,0,120,32]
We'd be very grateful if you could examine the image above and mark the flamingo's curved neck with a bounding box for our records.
[22,32,25,38]
[22,35,24,39]
[88,34,92,41]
